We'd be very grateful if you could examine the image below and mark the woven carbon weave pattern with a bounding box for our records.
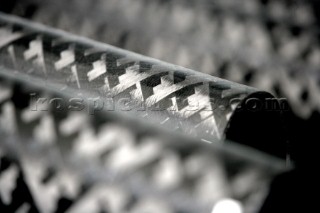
[0,13,276,144]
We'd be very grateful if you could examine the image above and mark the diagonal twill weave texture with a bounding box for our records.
[4,0,319,119]
[0,12,274,143]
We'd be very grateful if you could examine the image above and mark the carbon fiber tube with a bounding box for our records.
[0,12,286,157]
[3,0,319,119]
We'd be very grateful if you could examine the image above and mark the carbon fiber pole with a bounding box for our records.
[0,12,286,158]
[3,0,319,119]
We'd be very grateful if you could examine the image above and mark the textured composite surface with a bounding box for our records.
[0,12,288,213]
[5,0,320,119]
[5,0,319,162]
[0,12,279,143]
